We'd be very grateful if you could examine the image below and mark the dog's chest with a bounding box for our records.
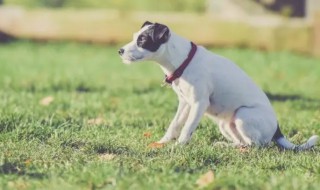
[171,82,190,102]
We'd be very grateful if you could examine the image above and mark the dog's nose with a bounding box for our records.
[118,48,124,55]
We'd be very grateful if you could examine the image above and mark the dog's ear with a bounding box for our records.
[152,23,170,43]
[141,21,153,28]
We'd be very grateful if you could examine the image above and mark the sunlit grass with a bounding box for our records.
[4,0,206,12]
[0,41,319,189]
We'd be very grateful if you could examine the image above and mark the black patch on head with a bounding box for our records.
[137,22,170,52]
[141,21,153,28]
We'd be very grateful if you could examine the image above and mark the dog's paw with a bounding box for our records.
[148,142,165,149]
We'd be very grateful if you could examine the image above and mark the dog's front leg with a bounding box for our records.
[177,99,209,144]
[158,98,190,143]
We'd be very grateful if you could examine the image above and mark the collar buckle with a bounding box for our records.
[161,79,171,88]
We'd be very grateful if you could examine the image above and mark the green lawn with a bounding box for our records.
[0,41,319,190]
[4,0,205,12]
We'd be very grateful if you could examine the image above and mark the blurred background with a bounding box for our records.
[0,0,320,56]
[1,2,320,190]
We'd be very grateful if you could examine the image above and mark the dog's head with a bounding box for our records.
[118,21,170,64]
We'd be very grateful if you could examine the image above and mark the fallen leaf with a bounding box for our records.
[196,170,215,188]
[94,178,116,189]
[148,142,165,149]
[110,97,120,107]
[7,180,29,189]
[40,96,54,106]
[239,146,250,153]
[143,132,152,138]
[87,117,104,125]
[24,159,32,167]
[99,153,116,161]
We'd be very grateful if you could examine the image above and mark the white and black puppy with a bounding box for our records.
[119,21,318,150]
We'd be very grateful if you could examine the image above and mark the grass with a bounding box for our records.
[4,0,206,12]
[0,41,320,190]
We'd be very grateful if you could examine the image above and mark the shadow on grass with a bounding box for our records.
[265,92,319,102]
[61,139,137,156]
[94,144,132,155]
[23,82,105,93]
[266,92,320,110]
[0,30,15,43]
[173,157,220,174]
[0,160,47,179]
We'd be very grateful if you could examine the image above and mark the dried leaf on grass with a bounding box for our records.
[40,96,54,106]
[7,181,29,190]
[143,132,152,138]
[87,117,104,125]
[99,153,116,161]
[148,142,165,149]
[24,159,32,167]
[239,146,250,153]
[91,178,116,189]
[196,170,215,188]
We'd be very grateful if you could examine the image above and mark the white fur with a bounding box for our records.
[120,25,318,150]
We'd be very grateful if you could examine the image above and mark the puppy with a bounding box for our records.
[119,21,318,150]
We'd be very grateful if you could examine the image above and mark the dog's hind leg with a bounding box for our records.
[221,121,249,146]
[218,121,234,142]
[233,106,277,146]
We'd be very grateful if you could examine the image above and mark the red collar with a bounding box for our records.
[164,42,197,85]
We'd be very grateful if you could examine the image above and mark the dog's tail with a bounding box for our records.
[272,124,318,151]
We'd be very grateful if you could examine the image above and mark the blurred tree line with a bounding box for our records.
[3,0,205,12]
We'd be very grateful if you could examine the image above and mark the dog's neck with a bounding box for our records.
[153,32,192,76]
